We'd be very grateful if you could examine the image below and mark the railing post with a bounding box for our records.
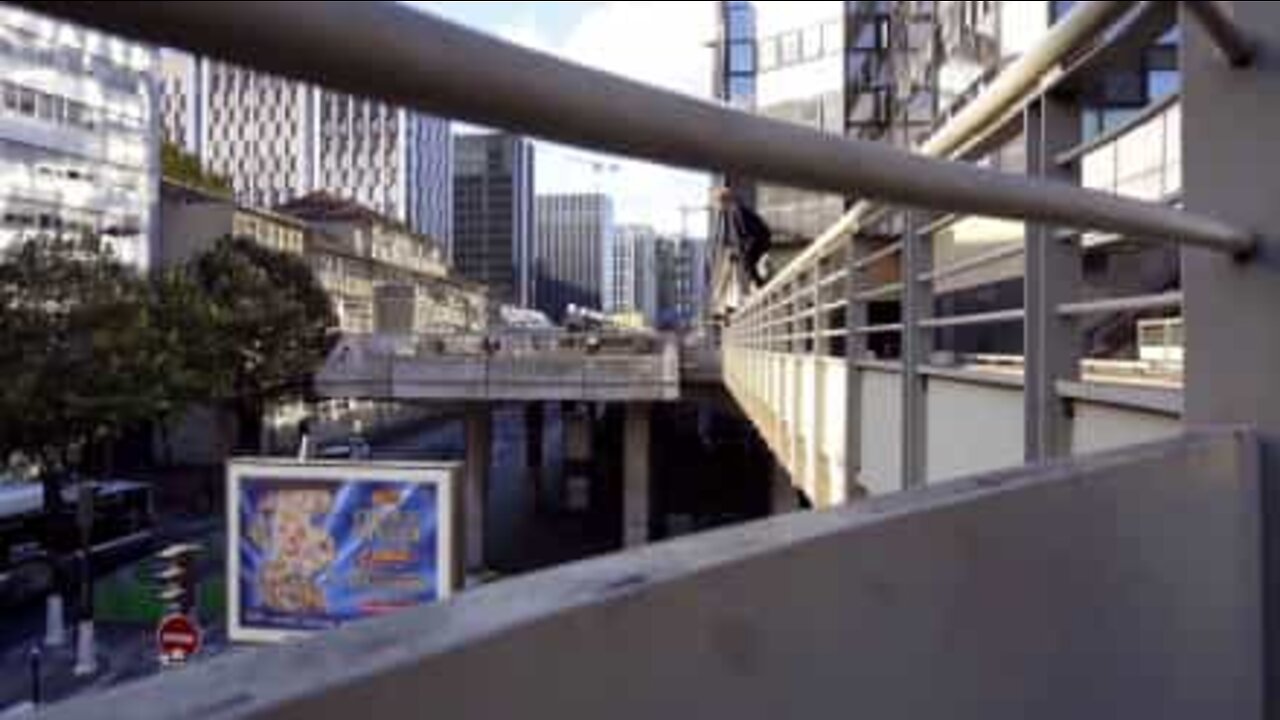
[901,214,932,488]
[1182,3,1274,714]
[845,237,867,500]
[1024,95,1083,462]
[810,264,826,504]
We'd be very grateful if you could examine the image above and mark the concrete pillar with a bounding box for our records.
[464,404,491,572]
[623,403,651,548]
[770,460,799,515]
[563,404,594,512]
[525,402,545,512]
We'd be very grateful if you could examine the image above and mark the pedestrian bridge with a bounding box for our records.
[27,1,1278,719]
[315,331,681,403]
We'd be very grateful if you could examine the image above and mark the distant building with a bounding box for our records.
[534,193,612,322]
[0,5,160,267]
[159,178,307,267]
[657,237,707,331]
[712,1,758,208]
[159,181,484,335]
[158,51,452,245]
[453,133,534,306]
[608,224,659,324]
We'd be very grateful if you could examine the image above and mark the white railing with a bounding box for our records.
[723,25,1198,503]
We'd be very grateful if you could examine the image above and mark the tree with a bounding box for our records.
[0,238,161,510]
[146,269,221,464]
[191,236,338,450]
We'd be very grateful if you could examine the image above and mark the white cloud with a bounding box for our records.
[522,2,717,237]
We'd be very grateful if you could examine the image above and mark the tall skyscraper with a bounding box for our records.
[656,237,707,331]
[158,51,452,246]
[608,224,658,321]
[712,1,758,209]
[0,6,160,267]
[534,193,612,322]
[453,133,534,307]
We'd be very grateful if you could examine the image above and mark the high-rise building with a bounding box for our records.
[607,224,658,321]
[712,1,758,208]
[453,133,535,307]
[0,6,160,267]
[158,51,452,246]
[656,237,707,331]
[534,193,612,322]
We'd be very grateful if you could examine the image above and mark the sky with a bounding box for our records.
[405,1,716,238]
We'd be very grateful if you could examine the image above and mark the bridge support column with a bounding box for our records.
[464,403,491,573]
[623,403,651,548]
[525,402,545,512]
[770,460,799,515]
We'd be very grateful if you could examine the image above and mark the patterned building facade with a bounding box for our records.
[158,51,452,248]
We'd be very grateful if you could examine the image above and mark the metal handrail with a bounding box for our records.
[918,243,1027,284]
[854,283,904,302]
[853,324,905,336]
[917,309,1027,330]
[852,241,905,271]
[1056,292,1183,317]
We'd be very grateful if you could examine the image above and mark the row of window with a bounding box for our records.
[0,23,145,95]
[0,79,145,135]
[1,209,140,237]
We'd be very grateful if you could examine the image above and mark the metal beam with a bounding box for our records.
[901,218,930,489]
[23,1,1254,259]
[1024,96,1083,463]
[1057,291,1183,317]
[1185,0,1255,67]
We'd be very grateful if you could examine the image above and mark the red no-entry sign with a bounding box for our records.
[156,614,202,664]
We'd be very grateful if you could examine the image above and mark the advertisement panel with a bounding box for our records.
[227,460,461,643]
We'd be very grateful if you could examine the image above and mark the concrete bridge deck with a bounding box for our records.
[316,332,683,403]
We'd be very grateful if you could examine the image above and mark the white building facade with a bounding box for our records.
[0,5,160,267]
[607,223,658,322]
[159,51,452,246]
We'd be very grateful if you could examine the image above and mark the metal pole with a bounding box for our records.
[21,1,1253,257]
[1024,96,1083,463]
[901,216,931,489]
[1184,0,1254,67]
[845,239,867,499]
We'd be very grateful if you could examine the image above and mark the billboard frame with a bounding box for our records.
[226,458,462,644]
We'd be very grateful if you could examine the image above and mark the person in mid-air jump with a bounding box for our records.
[714,187,772,288]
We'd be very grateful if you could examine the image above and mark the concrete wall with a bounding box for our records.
[927,377,1024,483]
[44,430,1262,720]
[726,348,1187,504]
[1073,402,1181,455]
[859,368,902,495]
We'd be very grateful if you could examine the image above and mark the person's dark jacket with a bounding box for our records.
[721,199,772,286]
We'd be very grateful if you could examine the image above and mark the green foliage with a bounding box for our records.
[193,236,338,406]
[0,238,159,472]
[162,140,232,196]
[0,234,338,473]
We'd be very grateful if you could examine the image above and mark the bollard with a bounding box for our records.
[72,619,97,677]
[43,594,66,648]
